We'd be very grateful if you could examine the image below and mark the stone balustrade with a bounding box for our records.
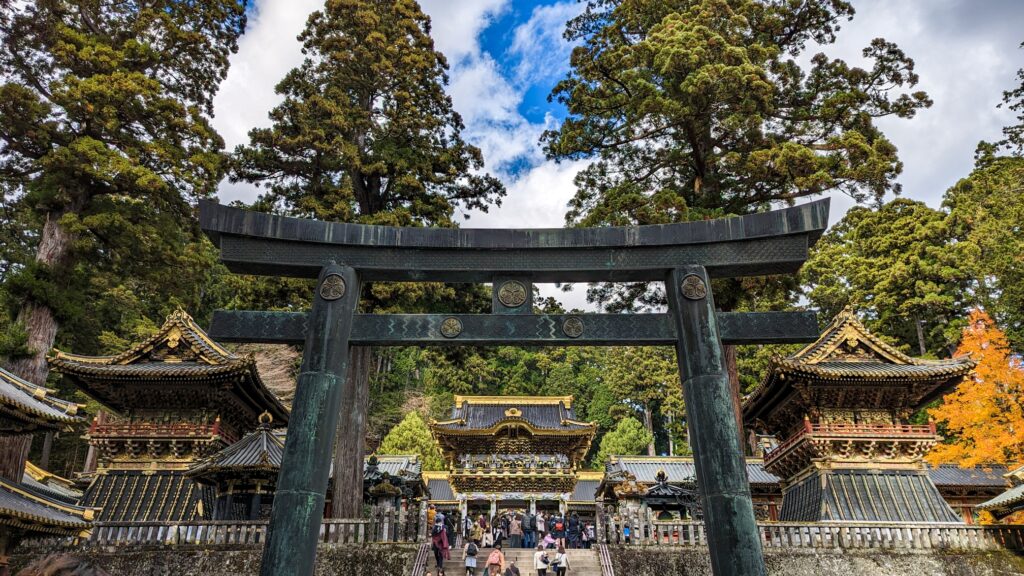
[598,515,1024,551]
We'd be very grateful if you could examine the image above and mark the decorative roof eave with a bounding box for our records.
[187,415,285,481]
[742,309,975,422]
[453,395,574,409]
[48,311,289,425]
[771,359,974,380]
[429,417,597,438]
[0,367,83,427]
[977,484,1024,518]
[0,477,94,534]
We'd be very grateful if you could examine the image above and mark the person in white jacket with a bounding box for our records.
[553,546,569,575]
[532,544,550,576]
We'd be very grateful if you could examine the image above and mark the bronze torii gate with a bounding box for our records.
[199,198,830,576]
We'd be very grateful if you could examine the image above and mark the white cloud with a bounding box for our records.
[509,1,584,86]
[809,0,1020,216]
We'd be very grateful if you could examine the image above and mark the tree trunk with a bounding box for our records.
[643,403,656,456]
[39,431,54,470]
[331,346,372,518]
[0,435,32,482]
[724,344,746,453]
[915,316,927,356]
[7,209,76,385]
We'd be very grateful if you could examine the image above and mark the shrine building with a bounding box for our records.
[743,309,975,523]
[428,396,600,519]
[49,310,289,522]
[0,366,93,575]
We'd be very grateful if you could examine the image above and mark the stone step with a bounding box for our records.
[434,547,602,576]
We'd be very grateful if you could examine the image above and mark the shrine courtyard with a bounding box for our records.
[1,203,1023,576]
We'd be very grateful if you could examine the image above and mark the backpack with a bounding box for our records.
[467,542,478,557]
[524,514,535,531]
[487,550,503,565]
[431,524,444,537]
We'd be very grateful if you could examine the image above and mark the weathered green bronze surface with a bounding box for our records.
[208,310,819,346]
[666,266,767,575]
[259,264,358,576]
[200,199,828,282]
[198,199,830,576]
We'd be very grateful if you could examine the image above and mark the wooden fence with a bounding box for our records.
[598,515,1024,551]
[86,507,423,547]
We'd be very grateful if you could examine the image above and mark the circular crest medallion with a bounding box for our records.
[562,316,585,339]
[680,274,707,300]
[319,274,347,301]
[440,317,463,338]
[497,280,528,308]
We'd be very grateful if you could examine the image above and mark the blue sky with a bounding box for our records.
[213,0,1023,309]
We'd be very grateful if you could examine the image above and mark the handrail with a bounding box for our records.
[596,543,615,576]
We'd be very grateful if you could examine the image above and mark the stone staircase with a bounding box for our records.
[438,547,602,575]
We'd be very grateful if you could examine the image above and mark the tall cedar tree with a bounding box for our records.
[231,0,504,517]
[801,198,970,356]
[945,159,1024,351]
[543,0,929,432]
[927,309,1024,468]
[0,0,246,385]
[544,0,930,309]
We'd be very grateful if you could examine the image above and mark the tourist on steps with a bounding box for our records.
[533,543,551,575]
[522,511,536,549]
[509,513,523,549]
[553,546,570,575]
[566,513,581,549]
[432,516,451,572]
[503,560,521,576]
[463,537,480,576]
[486,543,506,576]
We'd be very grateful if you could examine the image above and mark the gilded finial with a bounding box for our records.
[258,411,273,426]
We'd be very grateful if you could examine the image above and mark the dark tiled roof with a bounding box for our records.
[977,484,1024,518]
[365,455,422,478]
[781,469,961,523]
[0,366,81,432]
[49,310,289,425]
[189,422,284,481]
[426,477,455,501]
[0,477,92,535]
[605,457,779,486]
[927,464,1009,488]
[571,479,600,502]
[81,471,201,522]
[744,310,974,425]
[435,397,592,432]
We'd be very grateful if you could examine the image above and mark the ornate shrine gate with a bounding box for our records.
[199,198,830,576]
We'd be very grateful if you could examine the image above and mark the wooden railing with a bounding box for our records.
[766,421,937,464]
[598,515,1024,551]
[86,509,423,547]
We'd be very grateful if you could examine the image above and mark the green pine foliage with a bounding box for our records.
[593,417,655,469]
[232,0,504,225]
[802,198,971,356]
[0,0,246,369]
[376,412,444,471]
[943,157,1024,350]
[543,0,929,310]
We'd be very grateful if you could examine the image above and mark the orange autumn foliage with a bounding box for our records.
[927,309,1024,468]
